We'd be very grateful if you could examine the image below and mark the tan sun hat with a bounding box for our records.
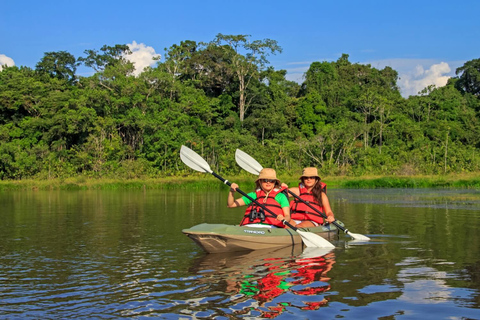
[300,167,320,179]
[255,168,279,182]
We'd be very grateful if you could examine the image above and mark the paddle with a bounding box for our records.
[180,145,335,249]
[235,148,371,241]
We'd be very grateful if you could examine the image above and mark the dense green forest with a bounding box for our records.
[1,34,480,180]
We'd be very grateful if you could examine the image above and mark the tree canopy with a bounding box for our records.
[1,35,479,180]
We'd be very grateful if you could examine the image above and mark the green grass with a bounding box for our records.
[322,175,480,189]
[1,173,480,191]
[0,175,254,191]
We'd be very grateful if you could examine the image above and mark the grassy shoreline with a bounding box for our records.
[1,173,480,191]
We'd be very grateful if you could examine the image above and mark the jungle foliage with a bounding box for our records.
[1,35,480,180]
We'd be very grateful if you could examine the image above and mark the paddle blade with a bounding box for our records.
[297,230,335,248]
[180,145,213,174]
[346,232,371,241]
[235,149,263,175]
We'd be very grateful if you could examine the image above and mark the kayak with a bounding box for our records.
[182,222,342,253]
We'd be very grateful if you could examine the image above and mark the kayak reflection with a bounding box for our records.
[190,246,335,317]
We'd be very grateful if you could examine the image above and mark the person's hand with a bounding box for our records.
[326,215,335,223]
[277,214,285,221]
[281,182,288,188]
[230,183,238,192]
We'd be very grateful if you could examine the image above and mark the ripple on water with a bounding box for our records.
[2,189,480,319]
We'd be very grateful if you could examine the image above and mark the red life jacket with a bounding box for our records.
[290,182,327,224]
[241,188,286,228]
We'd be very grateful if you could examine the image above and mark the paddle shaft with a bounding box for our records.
[286,189,350,234]
[211,171,300,231]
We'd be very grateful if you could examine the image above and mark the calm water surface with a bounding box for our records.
[1,188,480,319]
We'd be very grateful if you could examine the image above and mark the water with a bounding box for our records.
[1,188,480,319]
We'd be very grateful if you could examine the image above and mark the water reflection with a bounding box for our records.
[1,189,480,319]
[186,246,335,318]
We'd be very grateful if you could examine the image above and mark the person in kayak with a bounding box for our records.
[228,168,291,228]
[282,167,335,228]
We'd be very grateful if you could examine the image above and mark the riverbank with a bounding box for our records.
[1,173,480,191]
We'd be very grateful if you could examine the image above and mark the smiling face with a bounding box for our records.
[260,179,276,192]
[302,176,318,190]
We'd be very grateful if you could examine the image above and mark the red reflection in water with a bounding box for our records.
[233,251,335,318]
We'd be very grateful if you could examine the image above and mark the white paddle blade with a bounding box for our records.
[235,149,263,175]
[297,230,335,248]
[180,145,213,173]
[347,232,371,241]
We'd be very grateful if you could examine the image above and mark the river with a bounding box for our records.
[1,188,480,319]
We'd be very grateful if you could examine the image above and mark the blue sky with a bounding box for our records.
[1,0,479,97]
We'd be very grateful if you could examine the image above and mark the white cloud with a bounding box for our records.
[367,58,461,97]
[0,54,15,71]
[397,62,451,97]
[125,41,160,76]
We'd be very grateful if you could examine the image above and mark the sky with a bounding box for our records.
[1,0,479,97]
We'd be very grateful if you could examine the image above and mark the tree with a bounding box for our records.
[303,61,338,102]
[455,58,480,97]
[243,69,295,144]
[78,44,132,73]
[295,92,327,137]
[187,43,235,97]
[77,44,137,109]
[35,51,78,83]
[211,34,282,122]
[4,36,480,180]
[163,40,197,100]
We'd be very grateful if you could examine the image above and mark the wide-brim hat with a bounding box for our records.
[256,168,279,182]
[300,167,320,179]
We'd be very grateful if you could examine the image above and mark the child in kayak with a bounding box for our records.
[228,168,291,228]
[282,167,335,228]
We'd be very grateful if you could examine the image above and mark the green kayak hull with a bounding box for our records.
[182,222,342,253]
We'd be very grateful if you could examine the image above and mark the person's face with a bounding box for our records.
[302,176,318,189]
[260,179,276,192]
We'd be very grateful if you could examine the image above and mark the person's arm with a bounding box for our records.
[227,183,246,208]
[321,192,335,223]
[275,193,291,223]
[288,186,300,197]
[280,183,299,198]
[279,206,291,224]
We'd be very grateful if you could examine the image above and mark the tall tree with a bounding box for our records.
[187,44,235,97]
[211,34,282,122]
[78,44,132,73]
[35,51,78,83]
[455,58,480,97]
[163,40,197,100]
